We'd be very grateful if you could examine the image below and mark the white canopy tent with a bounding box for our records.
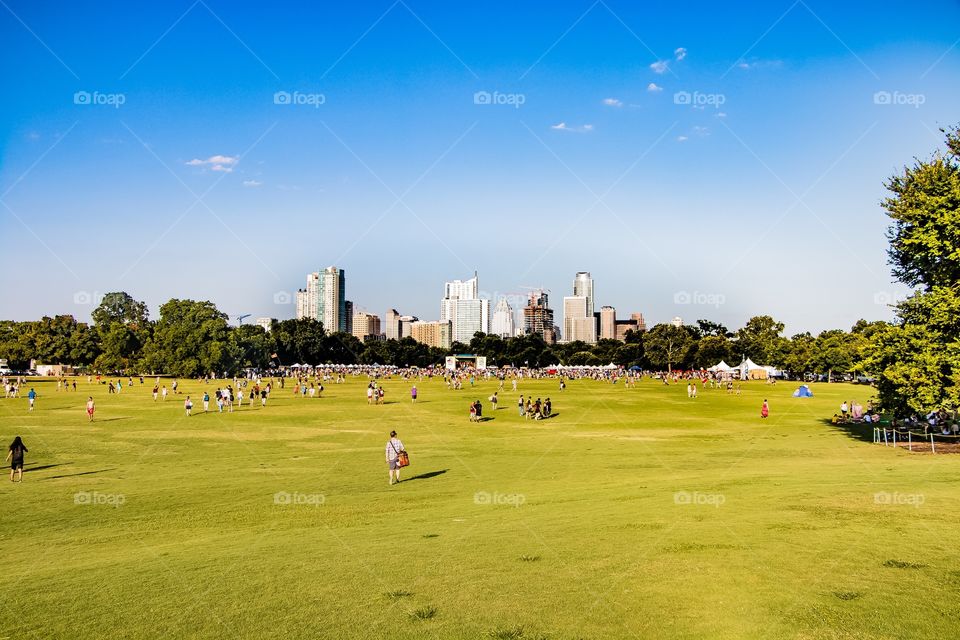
[707,360,734,373]
[737,358,769,379]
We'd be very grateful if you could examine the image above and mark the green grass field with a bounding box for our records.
[1,375,958,639]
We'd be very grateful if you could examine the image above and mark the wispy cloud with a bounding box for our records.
[242,179,263,187]
[602,97,623,107]
[677,135,688,142]
[650,60,669,74]
[674,47,687,61]
[647,83,663,93]
[186,154,239,173]
[551,122,594,133]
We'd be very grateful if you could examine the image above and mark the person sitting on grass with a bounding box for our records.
[6,436,27,483]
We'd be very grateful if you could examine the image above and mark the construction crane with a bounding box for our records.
[235,314,251,325]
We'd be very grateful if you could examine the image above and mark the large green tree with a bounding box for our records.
[140,299,233,377]
[864,125,960,413]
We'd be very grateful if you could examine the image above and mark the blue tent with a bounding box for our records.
[793,385,813,398]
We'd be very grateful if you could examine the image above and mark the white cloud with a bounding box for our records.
[650,60,669,74]
[185,154,239,171]
[677,135,688,142]
[715,112,727,118]
[551,122,594,133]
[693,126,710,136]
[647,83,663,93]
[602,98,623,107]
[736,59,782,71]
[674,47,687,61]
[243,179,263,187]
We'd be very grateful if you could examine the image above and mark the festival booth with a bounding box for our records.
[707,361,734,374]
[737,358,769,380]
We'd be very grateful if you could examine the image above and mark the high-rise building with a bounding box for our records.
[522,289,555,343]
[440,272,489,344]
[352,311,381,342]
[563,296,597,343]
[410,321,452,349]
[385,309,401,341]
[344,300,353,335]
[599,306,616,340]
[295,266,347,332]
[573,272,595,317]
[491,297,516,338]
[631,312,647,332]
[399,315,418,338]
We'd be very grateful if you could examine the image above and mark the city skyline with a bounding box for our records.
[3,2,959,333]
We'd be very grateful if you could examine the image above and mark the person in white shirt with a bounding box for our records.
[385,430,405,485]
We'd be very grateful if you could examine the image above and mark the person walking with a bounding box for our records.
[518,395,525,417]
[410,385,417,403]
[184,396,193,416]
[385,430,406,485]
[27,388,36,411]
[761,399,770,419]
[202,391,210,412]
[6,436,27,482]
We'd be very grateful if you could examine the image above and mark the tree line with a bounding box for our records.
[0,292,880,380]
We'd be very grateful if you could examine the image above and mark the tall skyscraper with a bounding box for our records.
[599,306,616,340]
[491,297,516,338]
[440,272,489,344]
[399,315,418,338]
[631,312,647,332]
[523,289,555,343]
[563,296,597,343]
[385,309,401,341]
[573,272,594,317]
[295,266,347,332]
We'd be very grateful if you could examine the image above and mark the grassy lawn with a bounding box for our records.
[1,375,958,639]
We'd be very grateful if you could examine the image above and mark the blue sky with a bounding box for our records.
[2,0,959,334]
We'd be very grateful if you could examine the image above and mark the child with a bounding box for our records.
[6,436,27,482]
[184,396,193,416]
[86,397,95,422]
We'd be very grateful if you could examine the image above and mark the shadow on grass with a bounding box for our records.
[44,468,116,480]
[822,418,880,444]
[24,463,68,473]
[95,417,131,422]
[404,469,448,482]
